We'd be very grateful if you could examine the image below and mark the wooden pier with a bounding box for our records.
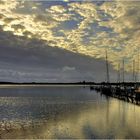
[90,83,140,105]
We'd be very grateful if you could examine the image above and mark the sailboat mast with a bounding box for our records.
[138,48,139,83]
[105,50,110,83]
[133,59,135,82]
[117,63,120,83]
[122,59,125,83]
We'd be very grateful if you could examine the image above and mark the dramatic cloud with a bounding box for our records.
[0,0,139,82]
[100,1,140,66]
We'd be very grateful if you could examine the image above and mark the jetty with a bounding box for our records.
[90,82,140,105]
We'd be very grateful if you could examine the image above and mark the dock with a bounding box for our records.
[90,82,140,105]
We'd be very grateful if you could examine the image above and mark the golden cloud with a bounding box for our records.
[0,0,140,73]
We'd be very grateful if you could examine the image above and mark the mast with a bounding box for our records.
[117,63,120,83]
[122,59,125,83]
[134,48,140,85]
[138,48,139,83]
[105,50,110,83]
[133,59,135,82]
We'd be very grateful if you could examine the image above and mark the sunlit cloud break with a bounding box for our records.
[0,0,140,73]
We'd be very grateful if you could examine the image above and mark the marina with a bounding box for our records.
[90,49,140,106]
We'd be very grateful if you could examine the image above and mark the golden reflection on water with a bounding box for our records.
[1,97,140,139]
[0,86,140,139]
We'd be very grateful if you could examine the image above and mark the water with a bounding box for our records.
[0,85,140,139]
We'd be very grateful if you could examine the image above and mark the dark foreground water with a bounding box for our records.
[0,85,140,139]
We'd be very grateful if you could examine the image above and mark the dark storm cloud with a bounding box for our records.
[0,29,118,82]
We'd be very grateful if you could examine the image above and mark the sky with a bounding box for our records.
[0,0,140,83]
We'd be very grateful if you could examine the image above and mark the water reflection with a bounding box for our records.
[0,86,140,139]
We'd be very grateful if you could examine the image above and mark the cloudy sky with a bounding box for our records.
[0,0,139,83]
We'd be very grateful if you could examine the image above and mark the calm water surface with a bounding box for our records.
[0,85,140,139]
